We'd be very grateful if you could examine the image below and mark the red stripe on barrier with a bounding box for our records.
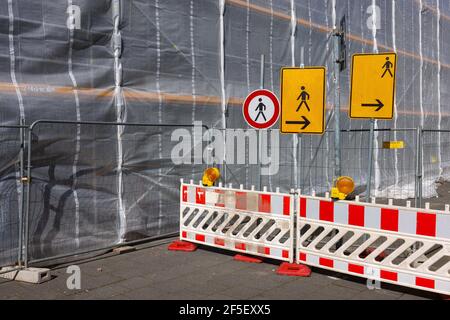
[282,250,289,259]
[283,196,291,216]
[182,185,188,202]
[319,257,334,268]
[195,187,206,205]
[299,252,307,262]
[235,243,246,250]
[348,264,364,275]
[381,208,399,232]
[235,192,247,210]
[182,231,187,238]
[214,238,225,246]
[416,277,435,289]
[380,270,398,282]
[416,212,436,237]
[195,234,205,242]
[319,201,334,222]
[349,204,365,227]
[259,194,271,213]
[264,247,271,255]
[300,198,307,217]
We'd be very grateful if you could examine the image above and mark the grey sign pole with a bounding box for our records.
[415,126,423,208]
[333,30,342,178]
[259,54,265,191]
[366,118,375,202]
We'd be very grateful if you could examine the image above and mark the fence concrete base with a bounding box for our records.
[112,246,136,255]
[0,267,51,284]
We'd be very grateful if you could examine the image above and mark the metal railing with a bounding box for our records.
[0,122,448,270]
[222,127,420,203]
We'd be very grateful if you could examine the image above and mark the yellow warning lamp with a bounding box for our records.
[331,176,355,200]
[202,167,221,187]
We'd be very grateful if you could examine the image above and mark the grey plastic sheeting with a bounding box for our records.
[0,0,449,266]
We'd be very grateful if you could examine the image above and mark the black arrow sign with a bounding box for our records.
[286,116,311,130]
[362,99,384,111]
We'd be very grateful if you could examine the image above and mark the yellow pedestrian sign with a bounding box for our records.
[280,67,326,134]
[349,53,397,119]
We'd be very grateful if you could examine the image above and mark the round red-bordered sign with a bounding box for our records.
[242,89,280,129]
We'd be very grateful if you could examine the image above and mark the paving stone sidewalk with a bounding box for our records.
[0,240,440,300]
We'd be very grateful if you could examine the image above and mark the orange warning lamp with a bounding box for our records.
[331,176,355,200]
[202,167,221,187]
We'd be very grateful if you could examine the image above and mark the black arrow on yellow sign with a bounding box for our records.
[362,99,384,111]
[286,116,311,130]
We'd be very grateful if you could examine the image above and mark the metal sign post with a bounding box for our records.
[415,126,423,208]
[259,54,264,191]
[349,52,397,202]
[366,118,375,202]
[333,26,342,178]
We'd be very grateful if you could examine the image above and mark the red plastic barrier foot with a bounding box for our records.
[234,254,263,263]
[276,262,312,277]
[168,240,197,252]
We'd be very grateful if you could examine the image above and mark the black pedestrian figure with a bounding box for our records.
[381,57,394,78]
[254,98,267,122]
[296,86,310,112]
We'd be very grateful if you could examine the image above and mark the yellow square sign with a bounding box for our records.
[280,67,326,134]
[349,53,397,119]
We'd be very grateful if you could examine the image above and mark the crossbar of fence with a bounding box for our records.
[27,232,179,266]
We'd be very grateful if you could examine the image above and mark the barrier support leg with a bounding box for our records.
[168,240,197,252]
[233,254,263,263]
[276,262,311,277]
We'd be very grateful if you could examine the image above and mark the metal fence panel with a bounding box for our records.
[0,125,25,268]
[0,121,442,267]
[224,128,418,202]
[423,130,450,201]
[24,121,207,265]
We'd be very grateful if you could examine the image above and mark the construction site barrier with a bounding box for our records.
[179,180,295,262]
[178,182,450,295]
[297,194,450,295]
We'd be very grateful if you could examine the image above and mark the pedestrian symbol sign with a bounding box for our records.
[242,89,280,129]
[280,67,326,134]
[349,53,397,119]
[296,86,311,112]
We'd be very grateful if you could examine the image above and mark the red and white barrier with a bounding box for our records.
[297,194,450,295]
[178,181,450,295]
[180,180,294,262]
